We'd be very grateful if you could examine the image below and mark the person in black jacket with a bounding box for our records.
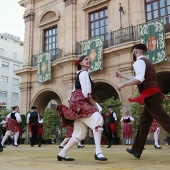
[27,106,40,147]
[107,105,118,147]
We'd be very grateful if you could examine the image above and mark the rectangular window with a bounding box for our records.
[13,52,17,59]
[145,0,170,25]
[0,91,7,98]
[12,93,18,100]
[1,76,8,83]
[2,61,9,69]
[44,27,58,60]
[13,64,20,70]
[89,8,108,47]
[13,78,19,85]
[0,48,4,56]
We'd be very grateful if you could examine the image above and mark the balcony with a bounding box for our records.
[31,48,62,67]
[76,16,170,55]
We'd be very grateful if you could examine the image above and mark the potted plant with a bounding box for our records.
[163,93,170,144]
[43,108,60,144]
[18,114,27,144]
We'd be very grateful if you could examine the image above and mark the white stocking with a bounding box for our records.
[1,131,11,146]
[14,131,19,145]
[58,137,78,157]
[126,139,128,144]
[128,139,131,144]
[154,131,159,146]
[60,138,70,146]
[93,129,104,158]
[77,141,82,146]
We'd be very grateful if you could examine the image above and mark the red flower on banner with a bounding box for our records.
[74,60,79,66]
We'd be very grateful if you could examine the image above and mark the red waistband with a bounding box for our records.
[128,87,161,104]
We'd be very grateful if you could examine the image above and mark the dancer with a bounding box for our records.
[1,106,21,147]
[27,106,40,147]
[38,117,43,147]
[115,43,170,159]
[59,126,84,149]
[56,55,107,161]
[120,110,134,145]
[149,119,161,149]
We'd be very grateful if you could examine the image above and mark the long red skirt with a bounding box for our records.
[123,123,133,138]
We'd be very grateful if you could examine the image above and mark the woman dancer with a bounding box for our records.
[56,55,107,161]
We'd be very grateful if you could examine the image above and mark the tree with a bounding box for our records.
[43,108,60,140]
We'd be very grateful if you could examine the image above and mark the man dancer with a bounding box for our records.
[115,43,170,159]
[27,106,40,147]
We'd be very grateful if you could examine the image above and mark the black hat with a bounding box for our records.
[31,106,37,110]
[132,43,147,52]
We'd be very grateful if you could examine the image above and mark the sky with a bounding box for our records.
[0,0,25,41]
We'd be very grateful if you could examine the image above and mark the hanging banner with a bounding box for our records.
[84,36,103,72]
[37,51,51,83]
[140,18,168,64]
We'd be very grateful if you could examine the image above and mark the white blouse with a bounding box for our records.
[120,115,135,122]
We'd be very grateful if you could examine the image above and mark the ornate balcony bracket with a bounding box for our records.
[63,0,77,7]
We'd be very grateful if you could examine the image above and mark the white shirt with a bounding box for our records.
[133,55,147,83]
[120,115,135,122]
[6,112,22,123]
[39,118,43,124]
[0,120,6,127]
[26,111,40,124]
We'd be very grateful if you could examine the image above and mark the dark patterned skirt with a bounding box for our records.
[123,123,133,138]
[6,118,20,133]
[56,90,97,127]
[149,119,158,133]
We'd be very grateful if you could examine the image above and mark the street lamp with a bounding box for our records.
[119,3,124,29]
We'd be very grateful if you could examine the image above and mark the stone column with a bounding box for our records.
[64,0,77,56]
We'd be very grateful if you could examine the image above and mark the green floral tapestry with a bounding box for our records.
[37,52,51,83]
[140,18,168,64]
[84,36,103,72]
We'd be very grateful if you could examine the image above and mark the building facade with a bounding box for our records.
[0,32,24,110]
[17,0,170,142]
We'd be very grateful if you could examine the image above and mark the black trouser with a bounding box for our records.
[132,92,170,154]
[30,125,39,146]
[103,124,112,144]
[107,124,118,145]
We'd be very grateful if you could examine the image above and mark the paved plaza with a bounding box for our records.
[0,144,170,170]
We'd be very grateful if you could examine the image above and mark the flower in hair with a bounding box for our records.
[74,60,79,66]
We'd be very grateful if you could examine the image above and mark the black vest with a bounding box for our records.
[137,58,158,93]
[108,112,116,124]
[75,71,93,90]
[11,112,16,120]
[123,116,131,123]
[29,111,38,124]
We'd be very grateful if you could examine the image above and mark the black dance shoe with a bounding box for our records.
[94,153,107,161]
[0,147,3,152]
[154,145,162,149]
[77,145,84,148]
[14,144,19,147]
[59,145,64,149]
[126,148,141,159]
[57,155,75,161]
[107,144,111,148]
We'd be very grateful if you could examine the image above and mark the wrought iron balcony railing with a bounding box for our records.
[31,48,62,67]
[76,15,170,55]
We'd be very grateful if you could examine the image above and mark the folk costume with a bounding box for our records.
[38,118,43,147]
[27,107,40,147]
[57,56,107,161]
[1,110,21,147]
[149,119,161,149]
[126,44,170,158]
[120,115,134,145]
